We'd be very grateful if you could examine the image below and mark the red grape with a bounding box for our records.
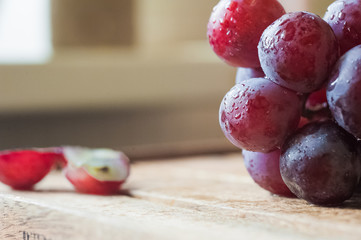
[219,78,301,153]
[305,88,327,112]
[298,117,310,128]
[280,121,360,205]
[324,0,361,56]
[235,67,264,84]
[302,88,332,122]
[258,11,340,93]
[208,0,285,68]
[243,149,293,197]
[327,45,361,139]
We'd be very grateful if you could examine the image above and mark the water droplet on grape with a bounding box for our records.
[338,12,346,20]
[232,92,240,99]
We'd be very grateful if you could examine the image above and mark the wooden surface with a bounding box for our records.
[2,153,361,240]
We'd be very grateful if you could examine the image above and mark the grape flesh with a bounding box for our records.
[243,149,294,197]
[327,45,361,139]
[208,0,285,68]
[324,0,361,56]
[258,11,340,93]
[280,121,360,205]
[219,78,301,153]
[235,67,265,84]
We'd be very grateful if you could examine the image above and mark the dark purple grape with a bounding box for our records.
[327,45,361,139]
[355,141,361,191]
[243,149,293,197]
[219,78,301,153]
[324,0,361,56]
[258,11,340,93]
[235,67,265,84]
[280,121,360,206]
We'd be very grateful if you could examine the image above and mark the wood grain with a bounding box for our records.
[2,153,361,240]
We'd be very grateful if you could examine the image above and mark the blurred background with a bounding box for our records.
[0,0,334,159]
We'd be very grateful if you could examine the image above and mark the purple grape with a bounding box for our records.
[280,121,360,205]
[327,45,361,139]
[219,78,301,153]
[355,141,361,191]
[235,67,265,84]
[243,149,294,197]
[258,11,340,93]
[324,0,361,56]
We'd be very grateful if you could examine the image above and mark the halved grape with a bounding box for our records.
[243,149,293,197]
[280,121,360,206]
[258,11,340,93]
[324,0,361,56]
[208,0,285,67]
[327,45,361,139]
[235,67,265,84]
[219,78,301,153]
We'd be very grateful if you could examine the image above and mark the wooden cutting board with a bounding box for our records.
[2,153,361,240]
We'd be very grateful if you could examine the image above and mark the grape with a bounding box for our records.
[243,149,293,197]
[280,121,360,205]
[327,45,361,139]
[305,88,327,112]
[219,78,301,153]
[324,0,361,56]
[235,67,264,84]
[208,0,285,68]
[302,88,332,122]
[298,117,309,128]
[258,11,340,93]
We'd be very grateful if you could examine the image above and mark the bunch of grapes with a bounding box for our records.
[208,0,361,206]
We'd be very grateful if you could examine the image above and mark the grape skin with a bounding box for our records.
[219,78,301,153]
[280,121,360,206]
[324,0,361,56]
[258,11,340,93]
[243,149,294,197]
[327,45,361,139]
